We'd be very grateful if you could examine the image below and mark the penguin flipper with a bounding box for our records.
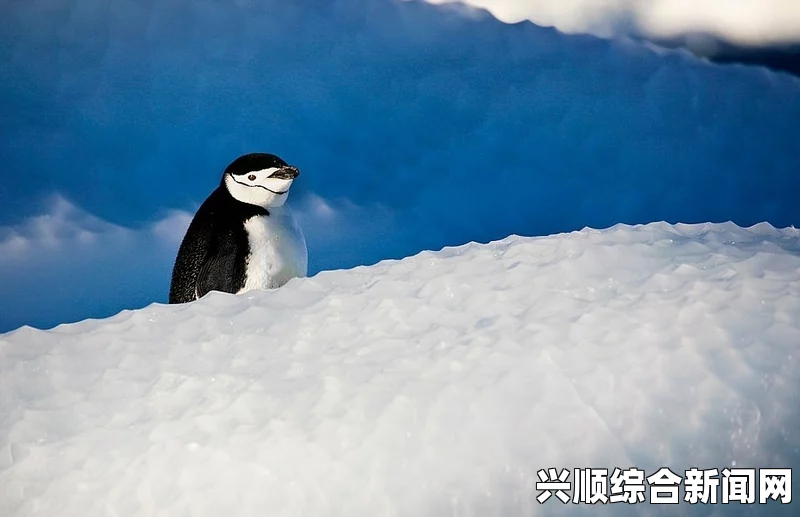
[196,251,239,299]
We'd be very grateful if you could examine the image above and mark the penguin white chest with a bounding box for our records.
[239,208,308,293]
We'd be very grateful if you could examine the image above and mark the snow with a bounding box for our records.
[2,222,798,516]
[0,3,798,507]
[0,198,188,333]
[423,0,800,45]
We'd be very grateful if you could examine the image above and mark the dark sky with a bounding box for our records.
[651,35,800,78]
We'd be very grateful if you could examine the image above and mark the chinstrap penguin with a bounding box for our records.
[169,153,308,304]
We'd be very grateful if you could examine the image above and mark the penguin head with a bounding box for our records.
[222,153,300,208]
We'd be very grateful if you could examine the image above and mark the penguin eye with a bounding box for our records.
[247,174,256,181]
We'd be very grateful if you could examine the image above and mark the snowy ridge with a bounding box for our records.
[1,222,799,516]
[423,0,800,46]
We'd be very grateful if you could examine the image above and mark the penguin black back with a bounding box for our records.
[168,188,266,303]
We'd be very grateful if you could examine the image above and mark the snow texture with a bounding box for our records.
[1,222,798,516]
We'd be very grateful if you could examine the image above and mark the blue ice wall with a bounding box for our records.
[1,0,799,331]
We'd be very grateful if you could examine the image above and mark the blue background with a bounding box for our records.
[1,0,799,332]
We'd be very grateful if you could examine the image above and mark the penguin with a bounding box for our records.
[168,153,307,304]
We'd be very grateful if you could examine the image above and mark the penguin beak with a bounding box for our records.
[269,166,300,180]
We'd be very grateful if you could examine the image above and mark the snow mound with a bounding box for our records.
[1,222,799,516]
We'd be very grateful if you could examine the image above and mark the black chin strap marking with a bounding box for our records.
[230,175,289,195]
